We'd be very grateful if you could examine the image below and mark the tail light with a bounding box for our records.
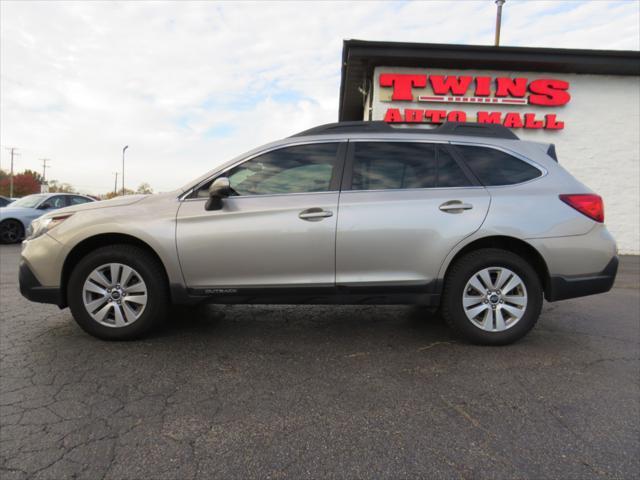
[559,194,604,223]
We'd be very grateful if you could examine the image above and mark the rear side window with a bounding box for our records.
[68,196,92,205]
[454,145,542,186]
[351,142,436,190]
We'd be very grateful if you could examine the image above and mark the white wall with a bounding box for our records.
[369,67,640,254]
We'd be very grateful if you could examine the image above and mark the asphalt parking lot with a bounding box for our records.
[0,244,638,479]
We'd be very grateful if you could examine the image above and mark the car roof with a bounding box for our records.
[290,121,519,140]
[33,193,90,197]
[16,193,94,201]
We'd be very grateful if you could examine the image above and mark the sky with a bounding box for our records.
[1,0,639,195]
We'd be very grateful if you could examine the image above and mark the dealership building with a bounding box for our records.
[338,40,640,254]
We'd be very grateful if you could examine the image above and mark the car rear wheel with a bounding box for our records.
[68,245,169,340]
[441,248,543,345]
[0,219,24,244]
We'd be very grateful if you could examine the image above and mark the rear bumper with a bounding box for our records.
[546,256,618,302]
[19,260,63,307]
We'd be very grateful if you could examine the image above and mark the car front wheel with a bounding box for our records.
[68,245,169,340]
[441,248,543,345]
[0,219,24,244]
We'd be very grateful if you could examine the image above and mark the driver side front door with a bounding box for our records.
[176,141,346,290]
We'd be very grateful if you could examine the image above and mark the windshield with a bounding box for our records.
[8,194,46,209]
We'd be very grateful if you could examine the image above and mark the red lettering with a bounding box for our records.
[404,109,424,123]
[495,77,528,97]
[524,113,544,129]
[429,75,473,96]
[474,77,492,96]
[477,111,502,124]
[544,114,565,129]
[383,108,403,122]
[503,113,524,128]
[425,110,447,123]
[379,74,426,101]
[529,79,571,106]
[447,111,467,122]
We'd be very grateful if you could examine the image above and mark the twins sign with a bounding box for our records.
[379,73,571,130]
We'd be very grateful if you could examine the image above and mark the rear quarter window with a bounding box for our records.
[454,145,542,186]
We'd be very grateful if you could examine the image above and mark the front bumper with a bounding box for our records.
[19,260,63,306]
[19,233,66,306]
[546,256,618,302]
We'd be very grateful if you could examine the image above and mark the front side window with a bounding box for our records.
[196,143,339,198]
[41,196,66,209]
[351,142,436,190]
[454,145,542,186]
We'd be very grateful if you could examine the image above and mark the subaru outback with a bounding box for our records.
[19,121,618,344]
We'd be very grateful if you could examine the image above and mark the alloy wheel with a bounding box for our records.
[462,266,528,332]
[82,263,148,328]
[0,220,22,243]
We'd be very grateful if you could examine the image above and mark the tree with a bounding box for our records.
[102,188,135,200]
[24,169,44,185]
[101,183,152,200]
[136,183,153,194]
[47,180,75,193]
[0,170,41,197]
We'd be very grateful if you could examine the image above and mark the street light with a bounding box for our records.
[495,0,506,47]
[122,145,129,196]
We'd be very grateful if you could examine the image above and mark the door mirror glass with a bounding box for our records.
[205,177,232,211]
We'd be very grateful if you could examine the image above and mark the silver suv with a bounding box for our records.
[19,122,618,344]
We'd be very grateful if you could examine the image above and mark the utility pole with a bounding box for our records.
[122,145,128,196]
[494,0,506,47]
[5,147,17,198]
[114,172,119,195]
[40,158,51,184]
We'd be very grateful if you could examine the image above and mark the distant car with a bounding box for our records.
[0,196,15,207]
[0,193,95,244]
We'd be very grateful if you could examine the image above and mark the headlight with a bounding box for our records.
[27,214,73,240]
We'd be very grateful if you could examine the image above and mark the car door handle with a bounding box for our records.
[299,208,333,221]
[439,201,473,213]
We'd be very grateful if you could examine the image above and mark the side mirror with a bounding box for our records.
[38,203,51,210]
[205,177,232,211]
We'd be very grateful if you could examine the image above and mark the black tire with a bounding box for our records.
[0,219,24,244]
[68,244,169,340]
[441,248,543,345]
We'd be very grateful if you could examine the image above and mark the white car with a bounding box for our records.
[0,193,95,244]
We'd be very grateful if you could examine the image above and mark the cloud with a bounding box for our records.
[1,0,638,193]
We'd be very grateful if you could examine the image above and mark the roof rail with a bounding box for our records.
[291,121,519,140]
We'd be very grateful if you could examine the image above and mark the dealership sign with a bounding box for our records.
[379,73,571,130]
